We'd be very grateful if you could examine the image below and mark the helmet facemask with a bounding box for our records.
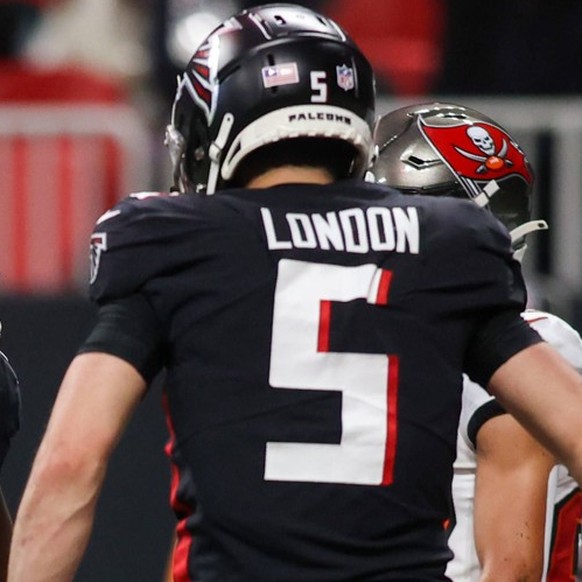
[165,72,215,193]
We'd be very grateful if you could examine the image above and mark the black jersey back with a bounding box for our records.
[88,180,535,581]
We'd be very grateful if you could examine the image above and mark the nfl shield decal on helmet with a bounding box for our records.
[336,64,355,91]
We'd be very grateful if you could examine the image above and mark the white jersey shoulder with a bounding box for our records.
[522,309,582,371]
[447,309,582,581]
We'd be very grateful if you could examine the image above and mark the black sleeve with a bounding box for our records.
[467,400,506,448]
[78,294,165,384]
[465,309,544,388]
[0,351,20,470]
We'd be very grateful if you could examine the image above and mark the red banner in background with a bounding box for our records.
[0,104,151,294]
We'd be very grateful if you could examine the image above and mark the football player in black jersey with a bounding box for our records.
[0,325,20,582]
[9,4,582,582]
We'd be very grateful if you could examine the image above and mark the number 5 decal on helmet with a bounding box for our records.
[310,71,328,103]
[265,259,398,486]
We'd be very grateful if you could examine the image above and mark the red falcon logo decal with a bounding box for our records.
[188,40,213,117]
[178,19,242,123]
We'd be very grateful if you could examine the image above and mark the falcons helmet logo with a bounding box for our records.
[175,19,242,124]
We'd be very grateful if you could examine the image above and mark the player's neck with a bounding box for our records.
[246,166,334,189]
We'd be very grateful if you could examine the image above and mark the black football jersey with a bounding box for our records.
[88,180,538,581]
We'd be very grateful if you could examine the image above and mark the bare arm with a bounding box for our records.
[488,342,582,489]
[474,413,554,581]
[0,488,12,582]
[8,352,147,582]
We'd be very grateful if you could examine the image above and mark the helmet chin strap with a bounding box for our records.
[472,180,549,262]
[364,170,376,183]
[473,180,501,207]
[510,219,549,242]
[512,245,527,263]
[510,219,549,263]
[207,113,235,195]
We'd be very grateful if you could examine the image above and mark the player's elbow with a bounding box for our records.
[481,559,543,582]
[30,440,108,496]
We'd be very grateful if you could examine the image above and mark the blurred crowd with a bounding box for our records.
[1,0,582,298]
[3,0,582,122]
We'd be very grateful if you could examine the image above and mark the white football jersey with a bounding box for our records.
[446,310,582,581]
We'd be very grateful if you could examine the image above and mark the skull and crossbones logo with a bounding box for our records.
[455,126,513,174]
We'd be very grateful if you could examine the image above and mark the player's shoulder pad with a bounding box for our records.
[89,191,196,302]
[522,309,582,370]
[93,191,178,230]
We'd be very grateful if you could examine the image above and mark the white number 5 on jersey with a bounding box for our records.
[264,259,399,486]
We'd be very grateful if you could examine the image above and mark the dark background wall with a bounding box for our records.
[0,295,175,581]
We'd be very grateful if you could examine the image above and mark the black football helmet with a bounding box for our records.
[165,3,375,194]
[371,102,548,260]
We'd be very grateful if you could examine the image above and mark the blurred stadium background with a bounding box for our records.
[1,0,581,579]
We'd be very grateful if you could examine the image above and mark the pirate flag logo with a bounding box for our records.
[418,117,533,205]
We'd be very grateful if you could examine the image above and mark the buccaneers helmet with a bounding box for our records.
[372,102,547,260]
[165,3,376,194]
